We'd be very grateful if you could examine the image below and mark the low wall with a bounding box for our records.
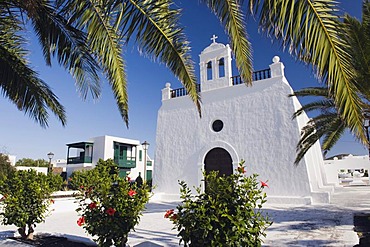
[15,166,48,174]
[324,155,370,185]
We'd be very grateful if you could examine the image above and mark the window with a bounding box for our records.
[212,120,224,132]
[139,150,142,161]
[207,61,212,80]
[218,58,225,77]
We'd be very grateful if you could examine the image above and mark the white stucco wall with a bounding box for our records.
[154,42,331,204]
[324,155,370,185]
[16,166,48,174]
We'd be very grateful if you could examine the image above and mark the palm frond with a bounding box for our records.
[251,0,366,144]
[201,0,253,85]
[292,99,334,119]
[289,87,330,98]
[0,32,66,127]
[119,0,200,115]
[292,85,347,164]
[294,112,343,165]
[61,0,129,126]
[341,10,370,97]
[14,0,102,100]
[321,118,346,151]
[294,121,319,165]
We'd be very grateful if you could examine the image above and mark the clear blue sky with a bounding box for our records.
[0,1,365,161]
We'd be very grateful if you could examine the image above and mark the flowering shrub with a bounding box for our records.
[0,169,62,240]
[74,159,151,247]
[166,160,271,246]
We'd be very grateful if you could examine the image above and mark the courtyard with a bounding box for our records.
[0,186,368,246]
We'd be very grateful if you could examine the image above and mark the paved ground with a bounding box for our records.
[0,186,369,246]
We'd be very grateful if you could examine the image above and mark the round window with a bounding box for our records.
[212,120,223,132]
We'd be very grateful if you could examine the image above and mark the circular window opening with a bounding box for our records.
[212,120,224,132]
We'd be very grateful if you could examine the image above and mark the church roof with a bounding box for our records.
[202,42,226,53]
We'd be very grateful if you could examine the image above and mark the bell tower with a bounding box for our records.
[199,35,232,92]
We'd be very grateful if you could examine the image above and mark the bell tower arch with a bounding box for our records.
[199,35,232,92]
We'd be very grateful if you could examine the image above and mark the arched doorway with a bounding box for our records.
[204,148,233,190]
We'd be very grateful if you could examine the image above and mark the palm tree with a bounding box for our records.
[2,0,366,147]
[292,1,370,163]
[290,87,347,164]
[0,0,252,127]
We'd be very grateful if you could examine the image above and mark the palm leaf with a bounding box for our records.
[340,5,370,98]
[290,87,334,118]
[289,87,330,98]
[294,113,343,165]
[292,99,335,119]
[61,0,129,125]
[320,117,346,151]
[0,5,66,127]
[27,1,101,100]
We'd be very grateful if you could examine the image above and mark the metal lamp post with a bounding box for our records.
[47,152,54,174]
[141,141,149,181]
[363,111,370,160]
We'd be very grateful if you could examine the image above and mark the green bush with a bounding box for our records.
[68,169,91,190]
[166,160,272,246]
[0,170,63,239]
[0,154,15,181]
[74,159,151,247]
[15,158,49,167]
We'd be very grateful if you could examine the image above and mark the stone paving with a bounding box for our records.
[0,186,368,246]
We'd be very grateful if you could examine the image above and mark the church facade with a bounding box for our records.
[154,38,333,204]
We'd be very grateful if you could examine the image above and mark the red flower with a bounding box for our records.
[79,185,84,189]
[50,199,55,204]
[128,189,137,197]
[77,216,85,226]
[85,187,93,196]
[261,180,269,188]
[127,176,131,181]
[170,213,178,221]
[238,167,246,174]
[89,202,97,209]
[164,209,174,218]
[106,207,116,216]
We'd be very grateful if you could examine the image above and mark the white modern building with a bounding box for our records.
[154,37,333,204]
[66,135,153,181]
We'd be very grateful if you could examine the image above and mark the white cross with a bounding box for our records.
[211,34,218,43]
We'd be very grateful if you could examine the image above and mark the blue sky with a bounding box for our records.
[0,1,365,161]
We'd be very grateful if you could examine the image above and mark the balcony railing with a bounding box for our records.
[171,83,201,98]
[67,156,92,164]
[231,69,271,85]
[170,69,271,98]
[114,156,136,169]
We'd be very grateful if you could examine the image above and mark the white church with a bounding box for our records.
[154,37,334,204]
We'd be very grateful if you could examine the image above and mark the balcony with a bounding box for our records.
[114,156,136,169]
[66,141,94,165]
[67,156,93,164]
